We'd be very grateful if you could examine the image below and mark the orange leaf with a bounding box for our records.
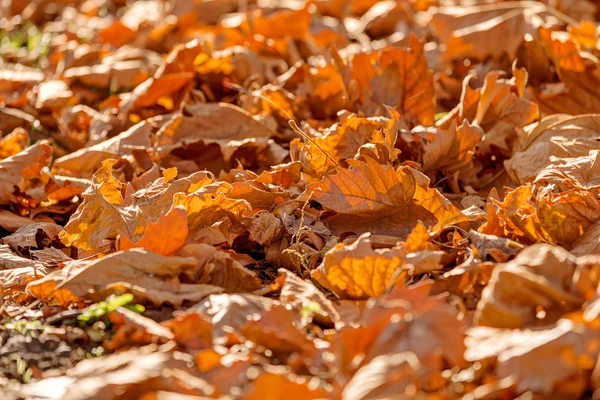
[120,206,189,255]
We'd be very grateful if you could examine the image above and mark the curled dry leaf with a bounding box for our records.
[60,162,214,251]
[506,114,600,185]
[2,222,63,250]
[0,141,52,205]
[277,268,341,328]
[341,352,422,400]
[176,243,263,293]
[348,35,436,126]
[430,2,565,62]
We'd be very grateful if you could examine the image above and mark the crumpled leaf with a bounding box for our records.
[490,183,600,246]
[277,268,341,328]
[332,282,467,382]
[60,162,213,251]
[474,244,590,328]
[7,346,216,400]
[467,313,600,398]
[506,114,600,185]
[54,119,153,175]
[534,150,600,194]
[106,307,175,350]
[176,243,263,293]
[422,120,483,174]
[242,371,328,400]
[2,222,63,250]
[431,2,566,62]
[347,35,436,126]
[341,352,423,400]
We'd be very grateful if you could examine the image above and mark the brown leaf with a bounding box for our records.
[348,35,436,126]
[176,243,263,293]
[422,120,483,174]
[534,150,600,194]
[341,352,422,400]
[431,2,565,62]
[0,141,52,205]
[60,162,213,251]
[27,249,223,306]
[106,307,175,350]
[184,293,278,343]
[466,313,600,398]
[312,232,442,299]
[277,268,342,328]
[54,120,153,175]
[242,372,328,400]
[2,222,63,250]
[10,346,216,400]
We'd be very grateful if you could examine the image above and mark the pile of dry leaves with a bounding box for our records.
[2,0,600,398]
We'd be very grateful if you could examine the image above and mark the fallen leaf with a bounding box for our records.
[307,157,466,237]
[27,249,223,306]
[120,206,189,255]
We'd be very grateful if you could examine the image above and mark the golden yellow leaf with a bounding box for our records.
[61,164,214,251]
[312,233,406,299]
[173,183,250,238]
[312,233,442,299]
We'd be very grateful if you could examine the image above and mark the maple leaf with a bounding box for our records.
[307,157,466,237]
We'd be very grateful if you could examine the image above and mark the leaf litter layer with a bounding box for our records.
[2,0,600,398]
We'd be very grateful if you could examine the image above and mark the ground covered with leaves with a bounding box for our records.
[2,0,600,398]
